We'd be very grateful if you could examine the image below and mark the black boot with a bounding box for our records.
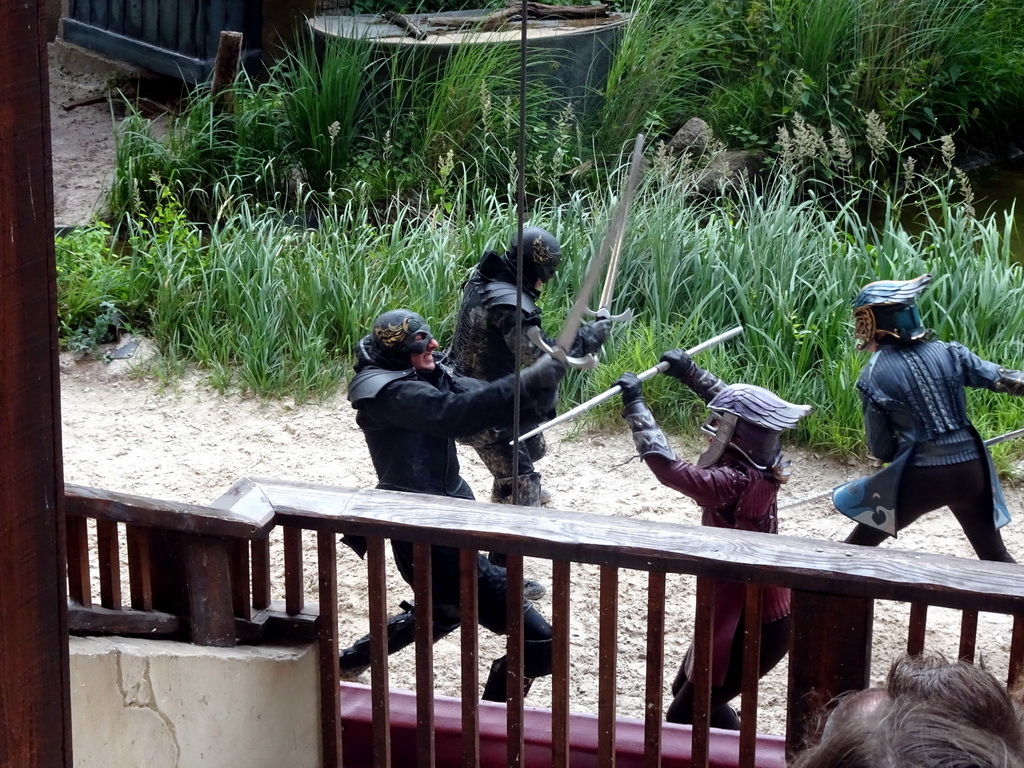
[340,600,460,675]
[481,657,538,702]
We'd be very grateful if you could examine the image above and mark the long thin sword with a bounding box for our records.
[779,425,1024,511]
[515,325,744,443]
[591,133,645,322]
[528,133,646,368]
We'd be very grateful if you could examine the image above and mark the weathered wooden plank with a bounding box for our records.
[178,0,198,59]
[317,531,341,768]
[107,0,126,35]
[258,479,1024,614]
[505,555,525,768]
[691,577,714,768]
[125,0,143,39]
[229,538,251,620]
[251,538,271,611]
[597,565,618,767]
[412,543,435,768]
[183,536,236,647]
[93,0,108,31]
[205,0,231,65]
[958,609,978,662]
[68,603,183,636]
[126,524,152,611]
[284,526,304,616]
[907,602,928,655]
[67,482,274,538]
[1,5,69,761]
[233,601,319,644]
[552,559,572,768]
[739,585,764,768]
[1010,615,1024,688]
[787,592,873,756]
[158,0,178,53]
[67,0,85,23]
[96,519,121,610]
[141,0,158,46]
[209,477,275,618]
[66,515,92,607]
[643,570,666,768]
[210,30,243,109]
[367,536,391,768]
[459,547,480,767]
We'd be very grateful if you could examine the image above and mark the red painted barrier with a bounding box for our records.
[339,682,787,768]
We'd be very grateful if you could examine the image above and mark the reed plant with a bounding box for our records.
[274,29,378,198]
[91,136,1024,459]
[701,0,1024,157]
[108,79,292,222]
[593,0,720,156]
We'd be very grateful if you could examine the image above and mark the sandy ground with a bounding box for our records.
[49,44,121,228]
[49,46,1024,735]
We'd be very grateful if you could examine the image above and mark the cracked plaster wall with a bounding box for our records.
[70,636,319,768]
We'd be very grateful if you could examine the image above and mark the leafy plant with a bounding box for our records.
[54,222,132,350]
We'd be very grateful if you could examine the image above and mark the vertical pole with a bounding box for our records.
[0,0,73,765]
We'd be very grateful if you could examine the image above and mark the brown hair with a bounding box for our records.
[790,653,1024,768]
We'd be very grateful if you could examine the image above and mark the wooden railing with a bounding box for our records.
[64,477,1024,768]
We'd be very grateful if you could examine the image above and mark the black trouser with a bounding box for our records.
[844,459,1015,563]
[391,543,553,694]
[667,614,791,729]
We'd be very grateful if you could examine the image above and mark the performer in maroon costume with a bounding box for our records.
[615,349,811,729]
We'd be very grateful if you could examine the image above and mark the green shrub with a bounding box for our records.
[54,222,132,352]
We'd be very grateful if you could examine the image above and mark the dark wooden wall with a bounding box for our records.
[0,0,73,766]
[62,0,263,83]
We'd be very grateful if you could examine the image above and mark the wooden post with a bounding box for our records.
[0,0,73,764]
[210,30,244,113]
[786,592,874,756]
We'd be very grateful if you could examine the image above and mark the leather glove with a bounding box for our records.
[614,372,644,407]
[576,318,612,356]
[520,356,568,392]
[588,318,612,345]
[660,349,694,382]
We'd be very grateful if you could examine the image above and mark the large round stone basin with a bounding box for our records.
[308,10,630,115]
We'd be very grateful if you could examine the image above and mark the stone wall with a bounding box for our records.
[70,636,320,768]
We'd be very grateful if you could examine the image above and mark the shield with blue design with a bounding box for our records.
[831,454,907,538]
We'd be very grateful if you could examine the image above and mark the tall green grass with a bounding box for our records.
[105,0,1024,226]
[86,155,1024,463]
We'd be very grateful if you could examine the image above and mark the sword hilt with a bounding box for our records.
[526,325,599,370]
[586,306,635,323]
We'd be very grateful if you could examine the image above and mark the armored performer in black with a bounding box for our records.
[452,226,611,507]
[345,308,562,700]
[833,274,1024,561]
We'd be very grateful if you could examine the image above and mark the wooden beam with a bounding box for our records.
[0,0,73,763]
[260,477,1024,614]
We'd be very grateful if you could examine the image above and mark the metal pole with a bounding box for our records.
[515,326,744,443]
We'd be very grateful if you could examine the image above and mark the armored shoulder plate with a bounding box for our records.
[347,367,414,405]
[481,281,538,314]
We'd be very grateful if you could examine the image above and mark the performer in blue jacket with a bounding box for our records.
[833,274,1024,561]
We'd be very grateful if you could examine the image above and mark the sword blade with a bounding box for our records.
[516,325,744,443]
[553,134,646,354]
[597,133,645,312]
